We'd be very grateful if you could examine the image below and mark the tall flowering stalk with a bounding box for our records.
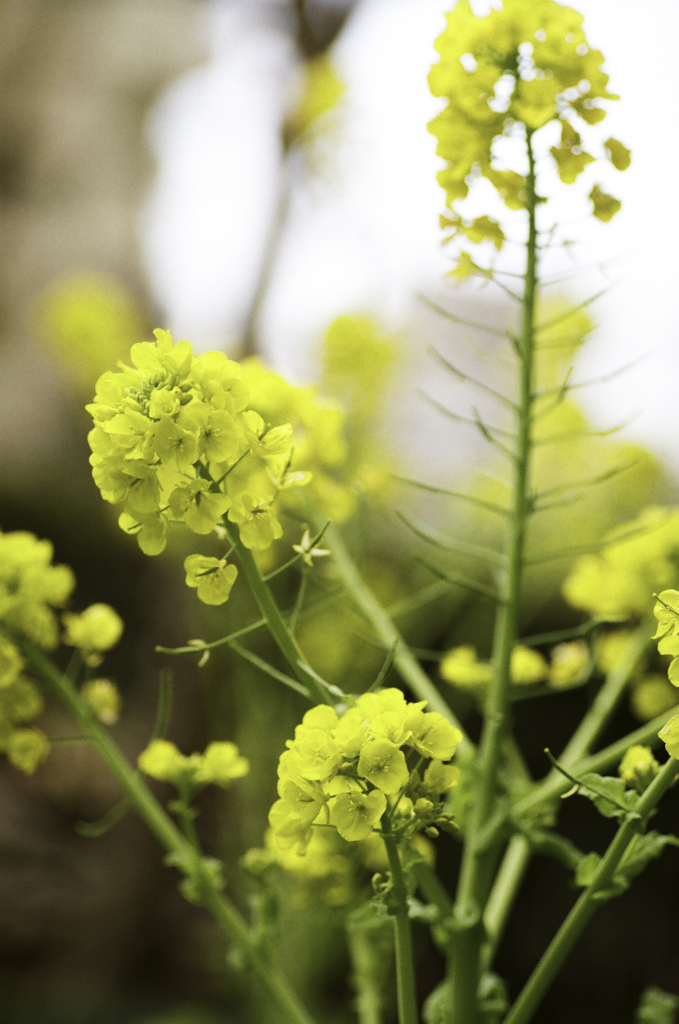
[3,3,679,1024]
[426,1,630,1019]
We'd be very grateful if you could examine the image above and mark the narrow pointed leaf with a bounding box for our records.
[428,347,517,408]
[398,511,506,567]
[416,556,501,603]
[394,476,510,517]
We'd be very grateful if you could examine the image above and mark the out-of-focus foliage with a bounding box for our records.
[564,511,679,620]
[284,54,345,144]
[35,274,147,394]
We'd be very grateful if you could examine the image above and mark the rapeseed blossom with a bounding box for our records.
[428,0,628,263]
[268,689,462,853]
[87,329,356,602]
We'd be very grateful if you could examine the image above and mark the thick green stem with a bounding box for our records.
[383,824,420,1024]
[480,622,653,974]
[449,128,539,1024]
[21,641,317,1024]
[503,756,679,1024]
[226,524,333,705]
[321,521,471,750]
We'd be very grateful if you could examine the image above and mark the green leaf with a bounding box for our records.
[577,772,638,818]
[575,851,601,887]
[618,831,679,886]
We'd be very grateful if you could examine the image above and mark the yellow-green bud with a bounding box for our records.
[63,603,124,654]
[618,745,659,794]
[7,727,50,775]
[81,678,122,725]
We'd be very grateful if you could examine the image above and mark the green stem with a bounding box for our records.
[481,834,532,972]
[449,127,539,1024]
[383,823,419,1024]
[480,623,653,974]
[320,521,471,750]
[21,641,317,1024]
[503,756,679,1024]
[225,524,333,705]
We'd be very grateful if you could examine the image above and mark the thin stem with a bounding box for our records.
[480,834,532,971]
[383,823,419,1024]
[289,569,309,634]
[559,620,651,769]
[228,640,311,698]
[225,522,334,705]
[156,616,267,655]
[514,703,679,818]
[20,640,317,1024]
[449,127,539,1024]
[319,521,472,753]
[503,757,679,1024]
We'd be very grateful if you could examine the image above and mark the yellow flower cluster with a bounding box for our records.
[428,0,628,242]
[563,508,679,620]
[87,329,310,560]
[87,331,356,599]
[138,738,249,793]
[0,530,75,649]
[269,689,462,854]
[440,641,588,691]
[651,591,679,760]
[0,529,126,772]
[238,357,356,524]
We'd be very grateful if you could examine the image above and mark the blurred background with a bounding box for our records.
[0,1,678,1022]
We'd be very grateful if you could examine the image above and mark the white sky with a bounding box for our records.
[141,0,679,476]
